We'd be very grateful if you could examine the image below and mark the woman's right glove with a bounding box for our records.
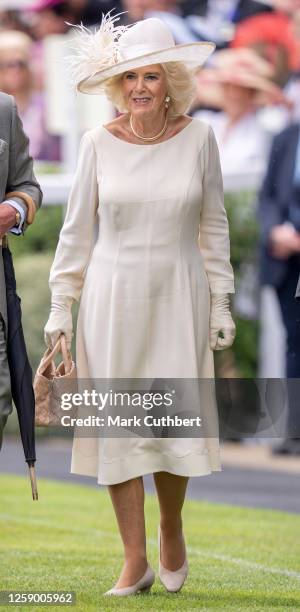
[44,294,74,350]
[209,293,236,351]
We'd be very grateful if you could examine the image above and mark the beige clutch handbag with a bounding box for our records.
[34,334,77,427]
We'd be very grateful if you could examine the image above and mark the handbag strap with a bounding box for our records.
[38,335,72,375]
[60,334,72,374]
[38,338,61,373]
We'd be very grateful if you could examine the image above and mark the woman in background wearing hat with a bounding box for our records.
[0,29,60,161]
[44,12,235,596]
[194,48,290,177]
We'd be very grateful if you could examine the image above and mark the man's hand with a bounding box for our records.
[0,203,17,237]
[269,223,300,259]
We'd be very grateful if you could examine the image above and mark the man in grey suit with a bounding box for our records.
[0,92,42,450]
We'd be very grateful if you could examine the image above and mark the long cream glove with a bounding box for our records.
[209,294,236,351]
[44,294,74,350]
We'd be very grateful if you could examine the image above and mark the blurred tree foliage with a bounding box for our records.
[225,191,259,275]
[217,191,260,379]
[9,205,63,258]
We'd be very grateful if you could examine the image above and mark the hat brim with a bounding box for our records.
[77,41,216,94]
[215,72,279,94]
[198,68,288,106]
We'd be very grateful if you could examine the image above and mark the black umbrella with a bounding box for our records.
[3,244,38,500]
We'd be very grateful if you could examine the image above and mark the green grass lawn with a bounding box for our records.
[0,474,299,611]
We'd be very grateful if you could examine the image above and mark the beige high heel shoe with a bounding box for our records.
[104,563,155,596]
[158,525,189,592]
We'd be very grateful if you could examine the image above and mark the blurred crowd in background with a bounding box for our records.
[1,0,300,166]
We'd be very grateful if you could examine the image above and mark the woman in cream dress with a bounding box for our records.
[44,13,235,597]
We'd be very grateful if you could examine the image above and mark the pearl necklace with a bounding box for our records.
[129,114,168,141]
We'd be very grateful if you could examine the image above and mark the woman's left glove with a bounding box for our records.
[44,294,74,350]
[209,293,236,351]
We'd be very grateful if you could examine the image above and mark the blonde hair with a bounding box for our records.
[104,62,197,115]
[0,30,32,60]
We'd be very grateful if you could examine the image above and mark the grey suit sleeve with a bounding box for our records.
[6,97,43,231]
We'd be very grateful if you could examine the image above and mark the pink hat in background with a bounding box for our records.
[26,0,64,11]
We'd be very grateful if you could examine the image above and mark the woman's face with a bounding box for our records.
[222,82,255,117]
[0,52,30,95]
[121,64,168,118]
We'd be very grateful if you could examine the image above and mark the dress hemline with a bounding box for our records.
[70,449,222,485]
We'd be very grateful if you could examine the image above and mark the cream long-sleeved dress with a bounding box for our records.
[49,117,235,485]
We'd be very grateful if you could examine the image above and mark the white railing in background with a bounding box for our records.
[34,171,73,204]
[36,166,267,204]
[36,167,267,204]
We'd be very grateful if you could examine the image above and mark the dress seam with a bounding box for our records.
[178,145,204,376]
[106,231,121,377]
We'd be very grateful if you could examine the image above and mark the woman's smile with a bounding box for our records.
[132,97,152,105]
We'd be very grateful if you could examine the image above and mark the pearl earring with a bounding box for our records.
[165,95,171,108]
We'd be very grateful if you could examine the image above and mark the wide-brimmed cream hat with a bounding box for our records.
[67,11,215,94]
[195,48,291,109]
[198,68,288,104]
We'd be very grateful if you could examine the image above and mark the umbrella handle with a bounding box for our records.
[28,465,38,501]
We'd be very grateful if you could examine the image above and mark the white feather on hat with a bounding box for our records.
[65,10,132,88]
